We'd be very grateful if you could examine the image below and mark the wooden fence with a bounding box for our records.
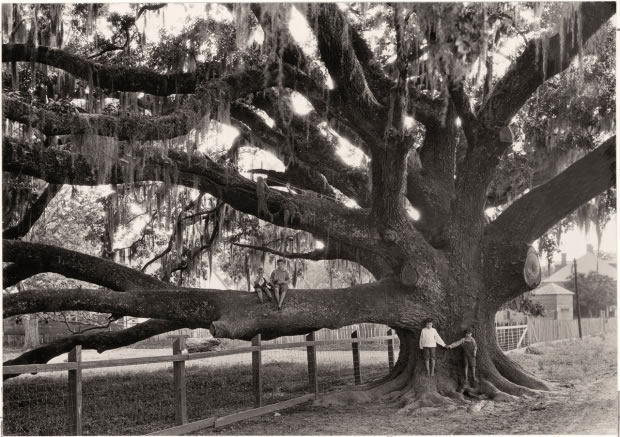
[527,317,616,344]
[3,329,397,436]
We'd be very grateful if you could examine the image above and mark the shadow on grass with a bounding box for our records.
[3,361,389,435]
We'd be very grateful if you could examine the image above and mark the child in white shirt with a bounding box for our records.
[419,319,446,376]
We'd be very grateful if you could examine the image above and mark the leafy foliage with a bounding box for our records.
[564,272,616,317]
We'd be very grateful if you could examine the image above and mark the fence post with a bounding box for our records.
[306,332,319,395]
[252,334,262,408]
[68,345,82,436]
[172,337,188,426]
[351,330,361,385]
[387,329,395,371]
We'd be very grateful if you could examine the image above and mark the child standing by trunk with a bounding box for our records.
[448,328,478,382]
[419,319,447,376]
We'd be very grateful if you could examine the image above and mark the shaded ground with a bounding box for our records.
[194,332,618,435]
[3,332,616,435]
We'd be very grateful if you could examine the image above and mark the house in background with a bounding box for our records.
[540,244,616,318]
[529,283,574,320]
[543,244,616,283]
[496,244,616,323]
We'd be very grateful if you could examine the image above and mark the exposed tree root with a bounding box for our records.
[492,345,551,390]
[313,333,550,413]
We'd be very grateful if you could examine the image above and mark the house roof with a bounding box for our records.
[543,252,617,283]
[531,283,575,296]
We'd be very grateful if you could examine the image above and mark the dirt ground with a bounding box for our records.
[193,332,618,435]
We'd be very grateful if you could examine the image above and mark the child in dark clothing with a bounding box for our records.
[448,328,478,382]
[253,267,273,304]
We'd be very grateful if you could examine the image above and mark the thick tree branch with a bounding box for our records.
[406,85,443,128]
[4,94,204,142]
[4,66,290,142]
[3,278,433,341]
[3,43,199,96]
[306,5,380,109]
[3,240,166,291]
[486,136,615,244]
[3,288,218,323]
[232,100,371,207]
[304,4,387,146]
[3,183,61,239]
[3,138,379,255]
[3,263,41,288]
[478,3,616,127]
[3,319,186,378]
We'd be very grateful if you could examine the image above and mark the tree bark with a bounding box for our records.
[3,183,61,240]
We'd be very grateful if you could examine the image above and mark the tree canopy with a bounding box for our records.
[2,2,616,406]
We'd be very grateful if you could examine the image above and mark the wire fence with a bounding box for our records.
[496,324,529,351]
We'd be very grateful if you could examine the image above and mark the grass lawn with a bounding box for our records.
[3,358,389,435]
[3,332,616,435]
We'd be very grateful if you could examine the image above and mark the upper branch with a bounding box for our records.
[4,65,294,142]
[3,240,166,290]
[478,2,616,127]
[233,98,371,207]
[2,43,199,96]
[3,138,376,252]
[304,4,384,134]
[486,136,616,244]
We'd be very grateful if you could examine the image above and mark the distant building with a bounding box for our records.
[529,283,574,320]
[537,244,616,319]
[543,245,616,282]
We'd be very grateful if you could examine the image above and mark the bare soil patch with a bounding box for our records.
[193,332,618,435]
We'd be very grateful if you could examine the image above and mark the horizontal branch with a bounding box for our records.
[3,263,42,288]
[240,95,372,207]
[4,65,288,142]
[4,95,204,142]
[3,319,186,378]
[3,240,166,291]
[3,277,432,341]
[486,136,616,244]
[3,288,218,323]
[3,43,199,96]
[3,137,378,253]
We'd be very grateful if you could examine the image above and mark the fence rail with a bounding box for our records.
[4,318,614,435]
[4,329,398,436]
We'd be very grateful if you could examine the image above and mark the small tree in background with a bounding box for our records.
[564,272,617,318]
